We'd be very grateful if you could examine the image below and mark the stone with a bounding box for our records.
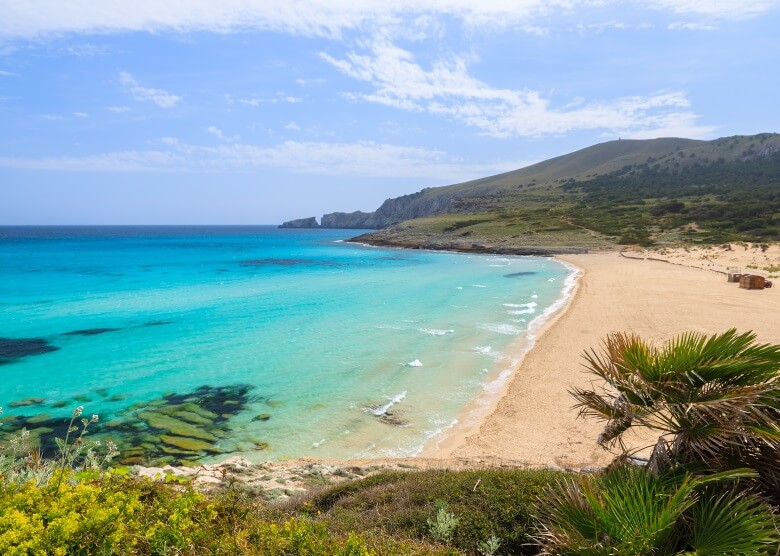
[137,412,217,441]
[171,410,213,426]
[161,445,194,456]
[8,397,46,407]
[27,413,53,424]
[160,435,221,454]
[157,403,217,421]
[254,413,271,422]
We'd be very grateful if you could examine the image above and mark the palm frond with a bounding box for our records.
[685,488,779,555]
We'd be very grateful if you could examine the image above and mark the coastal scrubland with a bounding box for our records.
[346,133,780,252]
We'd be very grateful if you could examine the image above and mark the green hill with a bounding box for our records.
[341,133,779,252]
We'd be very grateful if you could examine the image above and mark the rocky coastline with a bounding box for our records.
[347,232,590,256]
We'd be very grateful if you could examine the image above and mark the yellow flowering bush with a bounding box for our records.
[0,474,379,555]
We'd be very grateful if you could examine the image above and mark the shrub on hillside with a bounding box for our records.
[305,468,566,555]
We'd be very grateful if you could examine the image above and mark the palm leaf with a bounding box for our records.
[685,488,779,555]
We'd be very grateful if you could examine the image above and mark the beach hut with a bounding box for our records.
[739,275,766,290]
[727,266,742,283]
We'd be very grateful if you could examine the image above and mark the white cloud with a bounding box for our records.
[0,150,184,171]
[106,106,132,113]
[73,111,89,117]
[295,77,326,87]
[668,22,718,31]
[284,121,301,131]
[1,1,774,40]
[0,69,17,76]
[649,1,776,18]
[37,113,64,120]
[322,40,716,139]
[0,138,530,181]
[206,125,240,142]
[60,43,109,56]
[119,71,181,108]
[225,92,302,106]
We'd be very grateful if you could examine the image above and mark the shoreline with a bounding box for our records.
[419,256,583,460]
[134,243,779,487]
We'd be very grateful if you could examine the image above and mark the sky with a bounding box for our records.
[1,1,779,224]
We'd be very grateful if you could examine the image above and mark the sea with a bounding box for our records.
[0,226,576,462]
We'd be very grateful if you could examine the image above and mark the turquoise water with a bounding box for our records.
[0,226,574,461]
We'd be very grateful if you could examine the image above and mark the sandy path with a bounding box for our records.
[427,252,780,469]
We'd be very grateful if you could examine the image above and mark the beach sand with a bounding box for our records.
[138,246,779,491]
[425,249,780,469]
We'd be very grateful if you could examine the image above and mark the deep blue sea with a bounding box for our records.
[0,226,575,462]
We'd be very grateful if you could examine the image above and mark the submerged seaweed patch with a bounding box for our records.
[0,338,59,364]
[142,320,174,327]
[504,271,538,278]
[240,258,341,268]
[0,384,258,467]
[63,328,121,336]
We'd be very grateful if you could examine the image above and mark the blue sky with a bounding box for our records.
[1,1,778,224]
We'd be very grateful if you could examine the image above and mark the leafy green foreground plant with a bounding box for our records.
[570,329,780,500]
[537,465,778,555]
[536,329,780,555]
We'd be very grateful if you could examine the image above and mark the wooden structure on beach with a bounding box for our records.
[739,274,766,290]
[727,267,742,283]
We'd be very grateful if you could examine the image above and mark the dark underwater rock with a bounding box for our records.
[0,337,59,364]
[8,397,46,407]
[63,327,121,336]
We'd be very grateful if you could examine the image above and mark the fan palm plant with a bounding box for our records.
[570,329,780,500]
[537,465,779,555]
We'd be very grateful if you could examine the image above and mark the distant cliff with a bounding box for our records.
[279,217,320,228]
[318,191,445,229]
[320,211,375,228]
[280,133,780,245]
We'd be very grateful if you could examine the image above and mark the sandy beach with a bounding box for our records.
[425,245,779,469]
[139,244,779,491]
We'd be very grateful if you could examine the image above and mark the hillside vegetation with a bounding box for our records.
[347,133,780,251]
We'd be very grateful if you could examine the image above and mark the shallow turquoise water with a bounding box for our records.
[0,226,573,460]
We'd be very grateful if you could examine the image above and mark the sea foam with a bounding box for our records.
[418,328,454,336]
[369,391,407,416]
[479,323,522,335]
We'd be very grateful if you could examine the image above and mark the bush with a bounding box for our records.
[537,465,779,555]
[0,475,385,555]
[305,468,567,555]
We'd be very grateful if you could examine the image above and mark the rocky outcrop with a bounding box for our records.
[318,190,457,229]
[279,217,320,228]
[348,231,590,256]
[320,211,376,228]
